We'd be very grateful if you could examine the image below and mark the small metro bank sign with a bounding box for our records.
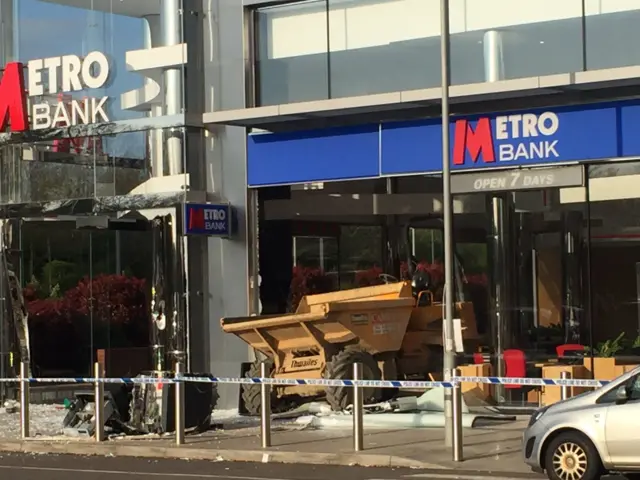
[184,203,232,237]
[452,111,560,166]
[0,51,111,133]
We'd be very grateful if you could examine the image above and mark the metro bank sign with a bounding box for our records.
[184,203,231,237]
[452,112,560,167]
[0,52,111,133]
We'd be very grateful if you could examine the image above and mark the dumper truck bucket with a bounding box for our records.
[221,282,415,361]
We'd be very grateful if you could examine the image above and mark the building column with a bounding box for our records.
[483,30,504,83]
[161,0,184,176]
[143,14,165,177]
[200,0,251,408]
[483,30,515,399]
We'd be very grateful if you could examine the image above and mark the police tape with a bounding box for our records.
[0,375,612,388]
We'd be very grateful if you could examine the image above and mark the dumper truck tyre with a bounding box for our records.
[242,359,282,416]
[325,347,383,411]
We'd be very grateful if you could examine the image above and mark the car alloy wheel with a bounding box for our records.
[552,441,588,480]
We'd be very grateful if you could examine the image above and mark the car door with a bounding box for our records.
[604,373,640,467]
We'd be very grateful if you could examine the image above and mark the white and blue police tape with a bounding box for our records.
[453,376,609,388]
[0,375,611,388]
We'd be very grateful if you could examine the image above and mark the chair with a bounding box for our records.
[503,349,541,404]
[503,349,527,390]
[556,344,585,358]
[473,353,484,365]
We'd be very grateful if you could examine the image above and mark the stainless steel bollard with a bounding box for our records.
[175,362,185,445]
[94,362,104,442]
[353,362,364,452]
[560,371,570,401]
[20,361,29,439]
[260,361,272,448]
[452,370,463,462]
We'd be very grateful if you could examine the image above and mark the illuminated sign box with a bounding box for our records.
[184,203,232,237]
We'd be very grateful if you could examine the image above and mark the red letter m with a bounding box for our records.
[188,208,205,230]
[452,118,495,165]
[0,63,27,132]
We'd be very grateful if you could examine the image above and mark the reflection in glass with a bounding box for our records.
[253,0,640,102]
[584,0,640,70]
[0,127,185,205]
[22,221,152,377]
[256,0,329,105]
[15,0,147,125]
[588,162,640,373]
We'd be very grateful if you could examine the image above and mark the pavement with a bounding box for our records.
[0,418,539,478]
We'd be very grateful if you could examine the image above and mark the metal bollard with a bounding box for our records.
[175,362,185,445]
[260,361,272,448]
[353,362,364,452]
[452,370,463,462]
[94,362,104,442]
[560,371,571,401]
[19,361,29,439]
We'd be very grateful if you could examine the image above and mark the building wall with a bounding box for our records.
[200,0,252,409]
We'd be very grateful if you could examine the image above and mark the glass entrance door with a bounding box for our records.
[20,217,152,378]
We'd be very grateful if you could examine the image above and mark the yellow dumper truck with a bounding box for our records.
[221,277,480,414]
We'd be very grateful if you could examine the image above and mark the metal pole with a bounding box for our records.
[452,370,463,462]
[585,166,595,379]
[440,0,455,448]
[260,361,272,448]
[353,362,364,451]
[94,362,104,442]
[175,361,185,445]
[560,371,570,401]
[19,361,29,439]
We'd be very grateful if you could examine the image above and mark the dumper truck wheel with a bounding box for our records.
[242,360,286,415]
[325,347,383,411]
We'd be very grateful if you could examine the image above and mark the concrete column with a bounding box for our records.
[143,14,165,177]
[483,30,504,83]
[161,0,184,176]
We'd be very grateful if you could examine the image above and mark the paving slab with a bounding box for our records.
[0,418,535,476]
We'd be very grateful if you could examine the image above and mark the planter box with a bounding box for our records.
[583,357,617,380]
[541,364,589,406]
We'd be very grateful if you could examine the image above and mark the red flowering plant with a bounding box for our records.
[24,274,149,374]
[288,266,334,312]
[465,273,488,287]
[354,265,384,286]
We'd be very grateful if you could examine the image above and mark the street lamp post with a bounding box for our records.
[440,0,456,449]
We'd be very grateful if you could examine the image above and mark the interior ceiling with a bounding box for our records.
[39,0,161,17]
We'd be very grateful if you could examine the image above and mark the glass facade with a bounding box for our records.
[0,0,191,380]
[257,163,640,406]
[254,0,640,105]
[11,0,148,124]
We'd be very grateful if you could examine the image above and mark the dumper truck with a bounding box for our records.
[221,220,482,414]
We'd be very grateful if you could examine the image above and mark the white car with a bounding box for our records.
[523,365,640,480]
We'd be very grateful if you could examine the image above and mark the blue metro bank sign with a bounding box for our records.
[449,106,621,170]
[247,100,640,186]
[184,203,231,237]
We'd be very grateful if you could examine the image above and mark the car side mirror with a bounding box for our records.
[615,386,629,402]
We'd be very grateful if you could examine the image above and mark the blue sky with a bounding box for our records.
[16,0,147,157]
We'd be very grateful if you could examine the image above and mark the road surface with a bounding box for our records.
[0,453,541,480]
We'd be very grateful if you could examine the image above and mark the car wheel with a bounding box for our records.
[544,432,602,480]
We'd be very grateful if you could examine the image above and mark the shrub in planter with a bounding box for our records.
[355,266,384,286]
[25,274,149,374]
[288,266,333,312]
